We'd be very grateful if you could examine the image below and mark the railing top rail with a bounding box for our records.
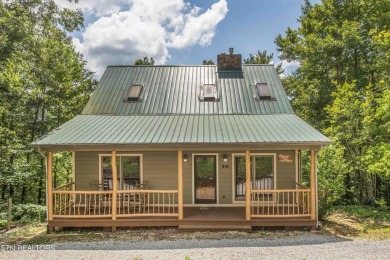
[53,190,113,194]
[54,182,75,191]
[117,190,178,193]
[251,189,311,193]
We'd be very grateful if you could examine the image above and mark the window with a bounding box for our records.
[127,85,143,101]
[201,84,217,101]
[233,154,275,201]
[256,83,272,100]
[100,155,142,190]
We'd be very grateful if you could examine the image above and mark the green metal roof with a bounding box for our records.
[82,65,293,115]
[31,114,331,146]
[32,64,331,147]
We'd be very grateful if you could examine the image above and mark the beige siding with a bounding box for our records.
[75,151,99,190]
[142,152,177,190]
[275,151,296,189]
[74,150,297,205]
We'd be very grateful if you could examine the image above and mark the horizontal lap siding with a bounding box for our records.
[218,153,232,204]
[74,150,297,205]
[142,152,177,190]
[75,151,100,190]
[275,151,296,189]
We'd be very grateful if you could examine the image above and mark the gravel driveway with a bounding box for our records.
[1,233,389,259]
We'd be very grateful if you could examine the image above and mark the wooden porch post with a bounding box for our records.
[111,151,117,231]
[47,151,53,222]
[178,150,183,220]
[245,150,251,221]
[310,149,316,220]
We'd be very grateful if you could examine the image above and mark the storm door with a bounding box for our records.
[194,155,217,204]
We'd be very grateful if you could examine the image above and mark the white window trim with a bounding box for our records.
[98,153,143,189]
[231,153,277,204]
[192,153,219,205]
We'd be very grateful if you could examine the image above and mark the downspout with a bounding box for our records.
[316,147,321,228]
[37,148,48,223]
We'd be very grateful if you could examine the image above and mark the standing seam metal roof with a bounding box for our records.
[31,114,331,146]
[32,65,331,146]
[82,65,293,115]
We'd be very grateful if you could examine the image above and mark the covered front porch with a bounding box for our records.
[45,149,318,232]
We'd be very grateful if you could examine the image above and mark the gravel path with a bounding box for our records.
[1,233,389,259]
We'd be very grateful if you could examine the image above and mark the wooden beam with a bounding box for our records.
[112,151,117,221]
[310,150,316,220]
[245,150,251,220]
[178,150,183,220]
[47,151,53,221]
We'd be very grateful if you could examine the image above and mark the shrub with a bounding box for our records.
[12,204,46,223]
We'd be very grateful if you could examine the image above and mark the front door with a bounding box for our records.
[194,155,217,204]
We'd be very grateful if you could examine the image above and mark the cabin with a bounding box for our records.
[31,50,331,232]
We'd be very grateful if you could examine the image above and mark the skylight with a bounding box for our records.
[127,85,143,101]
[203,84,216,101]
[256,83,272,100]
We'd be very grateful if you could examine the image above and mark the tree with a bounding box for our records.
[244,50,284,75]
[0,0,96,205]
[135,57,154,65]
[275,0,390,207]
[202,59,215,65]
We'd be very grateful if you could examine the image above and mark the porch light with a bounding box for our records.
[183,154,188,162]
[223,154,228,162]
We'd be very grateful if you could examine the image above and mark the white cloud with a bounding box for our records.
[280,59,300,76]
[59,0,228,77]
[55,0,131,17]
[167,0,228,48]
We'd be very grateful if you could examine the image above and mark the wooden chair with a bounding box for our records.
[89,181,111,213]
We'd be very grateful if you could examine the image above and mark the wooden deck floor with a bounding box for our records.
[50,206,315,231]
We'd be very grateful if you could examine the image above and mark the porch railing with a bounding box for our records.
[52,190,113,218]
[51,188,178,218]
[250,189,311,217]
[117,190,178,217]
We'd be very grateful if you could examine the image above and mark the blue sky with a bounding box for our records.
[56,0,317,78]
[169,0,304,67]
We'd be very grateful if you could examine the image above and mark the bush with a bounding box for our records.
[12,204,46,223]
[0,219,7,228]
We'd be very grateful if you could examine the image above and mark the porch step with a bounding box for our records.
[178,224,252,232]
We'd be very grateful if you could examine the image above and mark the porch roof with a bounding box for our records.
[31,114,331,147]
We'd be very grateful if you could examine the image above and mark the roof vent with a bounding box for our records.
[217,48,242,71]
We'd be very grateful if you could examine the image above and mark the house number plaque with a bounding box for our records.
[278,154,293,163]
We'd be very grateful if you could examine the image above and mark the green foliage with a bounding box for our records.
[202,59,214,65]
[0,219,7,228]
[0,0,97,207]
[135,57,155,65]
[244,50,284,75]
[12,204,47,223]
[331,205,390,221]
[276,0,390,210]
[316,145,347,218]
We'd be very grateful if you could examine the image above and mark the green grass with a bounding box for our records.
[330,205,390,221]
[323,205,390,239]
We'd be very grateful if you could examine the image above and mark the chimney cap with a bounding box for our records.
[229,48,234,55]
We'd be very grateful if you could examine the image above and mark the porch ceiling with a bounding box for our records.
[31,114,331,147]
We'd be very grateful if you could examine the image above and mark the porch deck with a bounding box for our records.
[49,206,315,231]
